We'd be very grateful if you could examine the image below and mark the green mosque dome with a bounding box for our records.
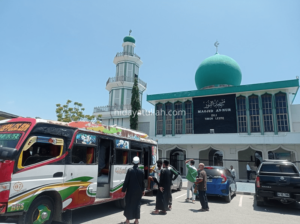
[195,53,242,90]
[123,36,135,43]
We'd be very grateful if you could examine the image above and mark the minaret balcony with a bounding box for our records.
[93,104,132,113]
[106,75,147,91]
[113,52,143,66]
[116,52,140,59]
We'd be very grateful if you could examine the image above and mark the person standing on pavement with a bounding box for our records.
[230,165,236,180]
[122,157,145,224]
[185,159,197,203]
[168,164,178,210]
[152,160,172,215]
[196,163,209,212]
[246,163,251,182]
[147,160,162,190]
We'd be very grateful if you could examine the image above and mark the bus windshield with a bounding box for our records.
[0,133,22,148]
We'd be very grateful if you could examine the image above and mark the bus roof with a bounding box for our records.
[2,118,157,145]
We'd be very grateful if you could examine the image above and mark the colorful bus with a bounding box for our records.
[0,118,158,223]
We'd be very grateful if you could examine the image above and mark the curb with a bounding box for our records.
[236,191,255,195]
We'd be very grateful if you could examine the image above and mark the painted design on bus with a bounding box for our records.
[152,146,157,164]
[116,139,129,149]
[7,176,97,212]
[68,121,148,139]
[0,123,31,132]
[75,133,96,145]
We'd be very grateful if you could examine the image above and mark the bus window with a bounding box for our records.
[115,149,129,165]
[72,146,95,164]
[20,136,63,167]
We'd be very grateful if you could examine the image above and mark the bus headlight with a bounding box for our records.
[0,183,10,192]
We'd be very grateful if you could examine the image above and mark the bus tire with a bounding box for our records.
[116,198,126,209]
[19,196,54,224]
[0,216,8,222]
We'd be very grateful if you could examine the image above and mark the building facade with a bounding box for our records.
[147,52,300,180]
[93,36,300,181]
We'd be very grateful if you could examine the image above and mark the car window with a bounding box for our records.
[260,164,298,173]
[204,168,224,176]
[225,169,233,178]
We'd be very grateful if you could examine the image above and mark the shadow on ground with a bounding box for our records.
[252,197,300,216]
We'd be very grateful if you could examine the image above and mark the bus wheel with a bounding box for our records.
[115,198,126,209]
[0,216,8,222]
[20,196,54,224]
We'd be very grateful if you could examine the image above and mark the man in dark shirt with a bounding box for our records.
[196,163,209,212]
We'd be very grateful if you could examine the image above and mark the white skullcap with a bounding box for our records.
[133,156,140,164]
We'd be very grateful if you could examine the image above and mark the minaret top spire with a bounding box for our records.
[214,41,219,54]
[129,29,132,36]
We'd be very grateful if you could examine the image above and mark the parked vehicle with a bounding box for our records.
[170,165,183,191]
[151,165,183,191]
[255,160,300,206]
[0,118,158,223]
[204,166,237,202]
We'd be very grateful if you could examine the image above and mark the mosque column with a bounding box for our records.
[246,96,251,135]
[163,103,166,136]
[272,95,278,135]
[182,102,186,134]
[258,95,264,135]
[172,102,175,136]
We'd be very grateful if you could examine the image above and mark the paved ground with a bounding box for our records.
[3,190,300,224]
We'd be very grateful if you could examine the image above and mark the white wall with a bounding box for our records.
[291,104,300,132]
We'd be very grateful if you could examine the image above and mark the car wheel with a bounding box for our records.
[177,181,182,191]
[225,189,232,203]
[19,196,54,224]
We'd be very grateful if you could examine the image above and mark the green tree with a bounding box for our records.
[130,77,141,130]
[56,100,101,122]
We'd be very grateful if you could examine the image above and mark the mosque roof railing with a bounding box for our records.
[106,75,147,88]
[147,79,299,103]
[115,52,141,59]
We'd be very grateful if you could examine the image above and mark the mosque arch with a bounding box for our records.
[199,147,224,166]
[237,147,263,180]
[166,146,187,176]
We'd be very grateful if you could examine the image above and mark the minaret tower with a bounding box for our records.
[94,31,147,127]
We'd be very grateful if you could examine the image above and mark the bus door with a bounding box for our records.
[63,133,98,207]
[96,138,113,198]
[109,139,132,199]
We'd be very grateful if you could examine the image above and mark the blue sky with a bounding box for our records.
[1,0,299,120]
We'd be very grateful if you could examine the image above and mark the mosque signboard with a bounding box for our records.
[193,94,237,134]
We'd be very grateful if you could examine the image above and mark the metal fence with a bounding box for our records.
[115,52,141,59]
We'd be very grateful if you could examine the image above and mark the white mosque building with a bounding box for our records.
[94,35,300,181]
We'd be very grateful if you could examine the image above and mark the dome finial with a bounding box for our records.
[214,41,219,54]
[129,29,132,36]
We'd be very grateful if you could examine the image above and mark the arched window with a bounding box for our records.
[236,96,247,133]
[165,103,173,135]
[249,95,260,132]
[261,94,274,132]
[275,93,289,132]
[185,101,193,134]
[174,102,182,134]
[156,104,163,135]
